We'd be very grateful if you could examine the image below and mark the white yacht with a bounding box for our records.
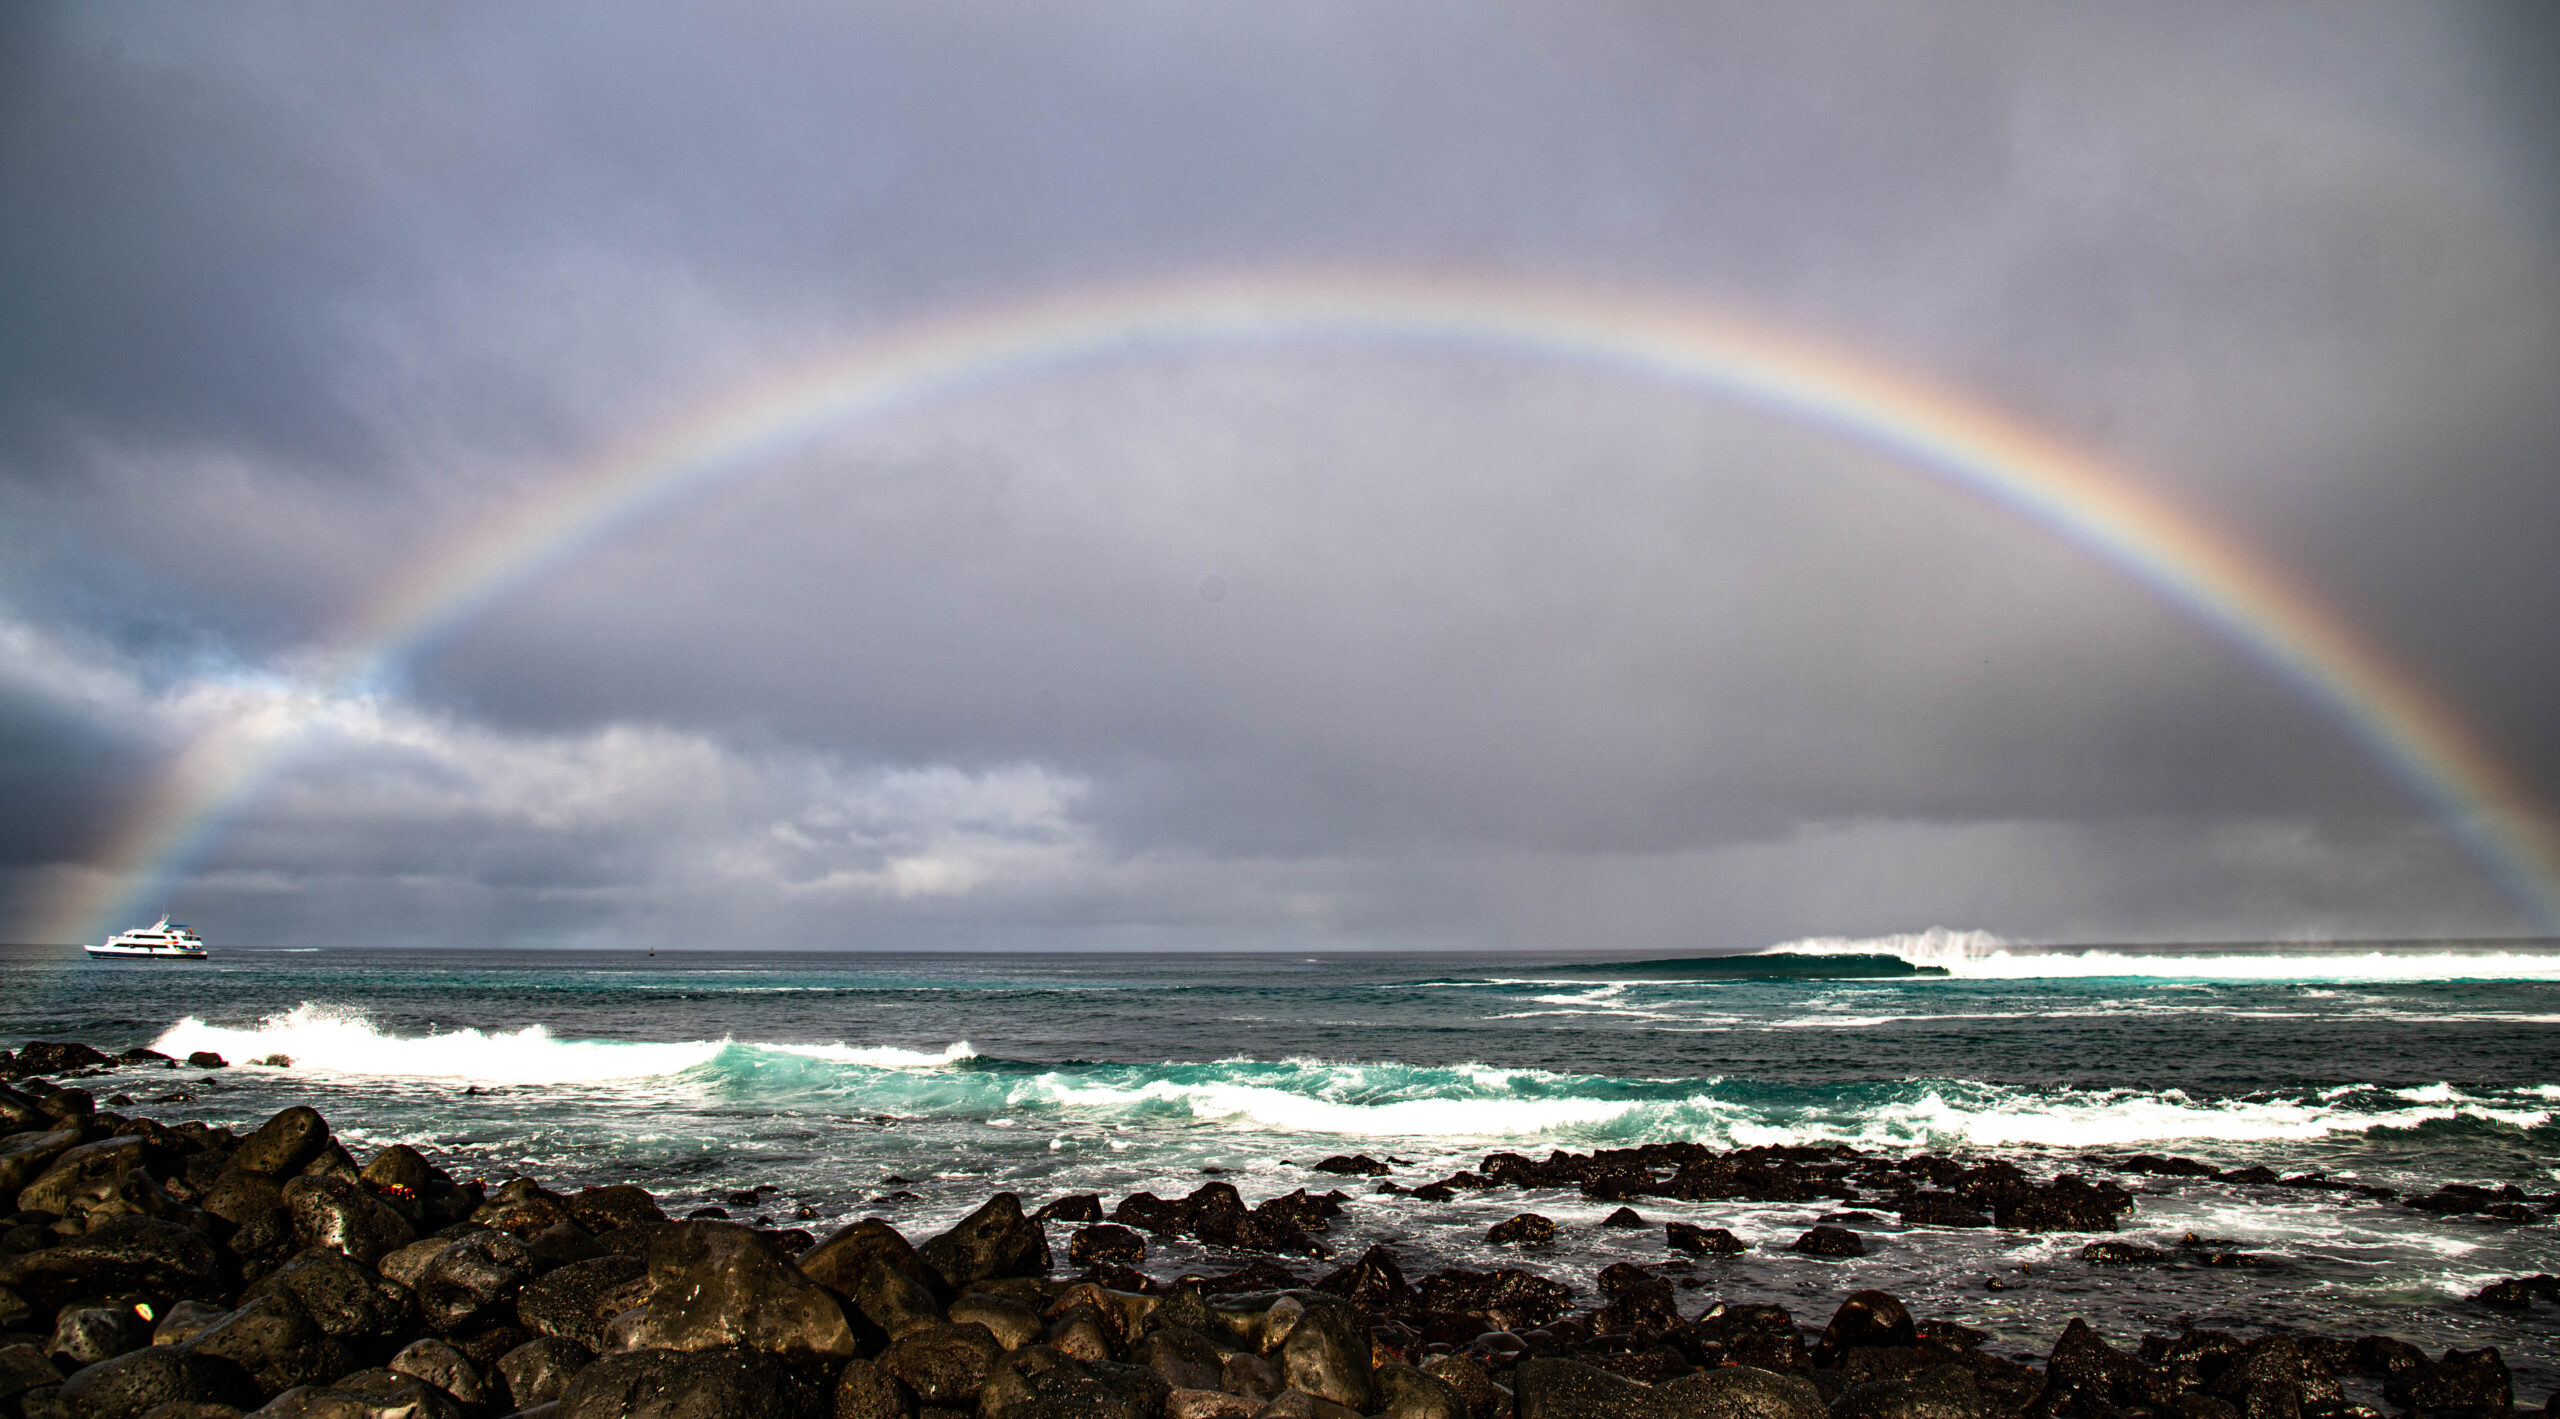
[85,916,209,960]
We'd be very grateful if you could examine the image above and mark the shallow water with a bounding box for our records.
[2,937,2553,1394]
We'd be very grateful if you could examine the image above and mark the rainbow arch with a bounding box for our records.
[46,270,2560,942]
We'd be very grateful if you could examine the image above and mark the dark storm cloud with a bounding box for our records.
[2,1,2556,947]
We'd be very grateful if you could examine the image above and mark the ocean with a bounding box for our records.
[4,931,2554,1394]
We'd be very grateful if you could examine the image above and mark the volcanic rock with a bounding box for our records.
[515,1252,647,1351]
[493,1335,593,1410]
[1791,1226,1865,1257]
[228,1108,331,1178]
[879,1320,1004,1406]
[1659,1364,1829,1419]
[55,1345,260,1419]
[618,1220,858,1359]
[553,1346,829,1419]
[1486,1214,1556,1248]
[1666,1222,1745,1255]
[414,1230,538,1332]
[917,1193,1049,1292]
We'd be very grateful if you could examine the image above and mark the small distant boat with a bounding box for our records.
[85,916,209,960]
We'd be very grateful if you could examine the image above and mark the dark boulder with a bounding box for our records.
[0,1128,83,1200]
[2039,1319,2174,1414]
[0,1215,224,1308]
[48,1304,152,1366]
[1034,1194,1105,1224]
[948,1291,1045,1350]
[851,1258,946,1339]
[248,1375,468,1418]
[228,1109,331,1179]
[1278,1299,1373,1412]
[386,1338,483,1407]
[1512,1356,1663,1419]
[514,1253,646,1351]
[2081,1242,2164,1265]
[977,1343,1143,1419]
[916,1194,1048,1294]
[185,1290,355,1400]
[832,1355,913,1419]
[1895,1195,1990,1229]
[1312,1244,1409,1311]
[414,1230,537,1333]
[55,1346,260,1419]
[1829,1365,1988,1419]
[619,1220,857,1359]
[1601,1208,1648,1228]
[1657,1364,1827,1419]
[1374,1361,1469,1419]
[354,1146,440,1196]
[200,1171,287,1228]
[1069,1224,1148,1267]
[0,1083,49,1132]
[1415,1268,1573,1333]
[1666,1223,1744,1256]
[17,1136,153,1220]
[556,1347,830,1419]
[878,1321,1003,1406]
[1421,1355,1502,1419]
[1813,1291,1917,1365]
[1593,1263,1678,1335]
[185,1053,227,1070]
[1314,1155,1390,1177]
[11,1042,111,1077]
[1485,1214,1556,1248]
[565,1185,665,1236]
[1131,1325,1224,1392]
[2388,1347,2511,1416]
[493,1335,593,1411]
[242,1247,418,1343]
[796,1218,933,1300]
[282,1176,415,1265]
[0,1344,63,1411]
[1790,1226,1864,1257]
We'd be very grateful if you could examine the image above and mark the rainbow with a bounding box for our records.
[44,270,2560,943]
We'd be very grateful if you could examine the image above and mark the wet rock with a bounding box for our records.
[879,1321,1003,1406]
[2040,1319,2174,1414]
[228,1109,331,1179]
[11,1042,111,1077]
[2081,1242,2164,1265]
[153,1300,233,1347]
[975,1343,1140,1418]
[2388,1347,2511,1416]
[55,1346,260,1419]
[1982,1176,2130,1233]
[1485,1215,1555,1248]
[1665,1223,1744,1256]
[415,1230,537,1333]
[1416,1268,1573,1334]
[1814,1291,1918,1365]
[1070,1225,1148,1267]
[916,1194,1048,1294]
[1033,1195,1105,1224]
[619,1221,857,1359]
[561,1184,664,1238]
[1790,1226,1865,1258]
[1828,1364,1987,1419]
[1372,1362,1467,1419]
[1256,1390,1366,1418]
[243,1247,418,1343]
[1277,1300,1372,1411]
[1132,1325,1224,1391]
[1312,1245,1409,1312]
[830,1356,913,1419]
[1165,1388,1258,1419]
[1658,1364,1828,1419]
[853,1258,948,1339]
[1223,1350,1284,1402]
[0,1344,63,1409]
[1895,1195,1990,1229]
[798,1218,934,1301]
[282,1177,416,1265]
[387,1338,484,1406]
[523,1222,605,1268]
[0,1215,225,1308]
[552,1346,828,1419]
[1593,1263,1678,1335]
[49,1304,152,1366]
[1419,1356,1501,1419]
[201,1172,288,1228]
[514,1253,646,1351]
[1512,1356,1662,1419]
[0,1129,83,1201]
[186,1290,354,1400]
[184,1054,227,1071]
[1601,1208,1647,1228]
[492,1335,591,1411]
[251,1369,471,1419]
[18,1136,153,1219]
[1313,1156,1389,1177]
[1044,1303,1119,1363]
[950,1291,1045,1350]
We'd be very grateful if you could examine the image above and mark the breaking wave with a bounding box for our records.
[141,1007,2552,1152]
[1758,929,2560,981]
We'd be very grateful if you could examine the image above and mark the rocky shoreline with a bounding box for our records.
[0,1039,2549,1419]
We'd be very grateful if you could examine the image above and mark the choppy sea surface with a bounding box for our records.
[3,930,2554,1394]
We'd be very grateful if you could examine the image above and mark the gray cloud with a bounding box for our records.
[3,1,2555,948]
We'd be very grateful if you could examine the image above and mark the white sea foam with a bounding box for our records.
[149,1005,976,1085]
[152,1005,728,1085]
[1028,1075,1641,1138]
[1760,928,2560,981]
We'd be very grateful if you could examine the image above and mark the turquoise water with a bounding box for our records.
[3,937,2554,1389]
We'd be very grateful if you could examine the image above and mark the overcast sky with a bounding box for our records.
[4,2,2558,950]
